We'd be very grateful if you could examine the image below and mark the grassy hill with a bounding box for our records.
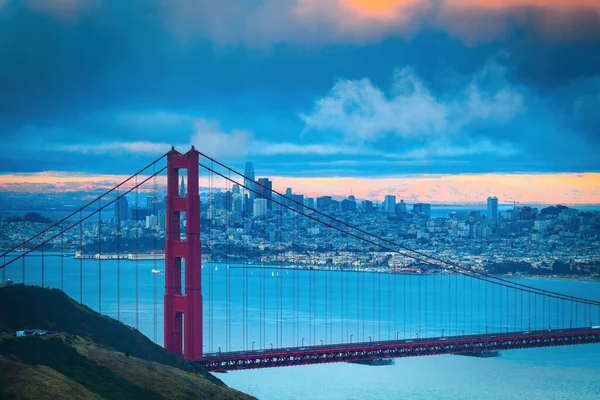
[0,284,254,400]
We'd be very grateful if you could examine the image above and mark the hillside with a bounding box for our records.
[0,284,254,400]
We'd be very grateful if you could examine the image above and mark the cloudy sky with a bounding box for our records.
[1,0,599,203]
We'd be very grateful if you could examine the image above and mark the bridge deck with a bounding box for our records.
[197,328,600,372]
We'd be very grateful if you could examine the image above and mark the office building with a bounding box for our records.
[244,162,255,213]
[396,200,407,215]
[253,198,268,217]
[114,196,129,222]
[383,195,396,214]
[341,196,357,212]
[317,196,332,211]
[412,203,431,217]
[487,196,498,221]
[256,178,273,210]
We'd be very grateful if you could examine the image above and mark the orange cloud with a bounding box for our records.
[1,172,599,205]
[338,0,423,20]
[447,0,600,12]
[291,0,600,44]
[271,173,600,205]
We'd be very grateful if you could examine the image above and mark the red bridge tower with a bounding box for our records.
[164,147,203,360]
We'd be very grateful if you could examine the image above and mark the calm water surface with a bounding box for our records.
[2,255,599,399]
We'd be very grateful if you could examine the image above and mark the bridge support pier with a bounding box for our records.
[164,147,203,360]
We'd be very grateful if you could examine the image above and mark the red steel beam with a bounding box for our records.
[197,328,600,372]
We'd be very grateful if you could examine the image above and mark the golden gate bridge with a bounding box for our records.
[1,147,599,372]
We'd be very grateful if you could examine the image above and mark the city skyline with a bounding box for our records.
[1,168,599,205]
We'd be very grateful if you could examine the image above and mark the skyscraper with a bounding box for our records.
[244,162,255,213]
[317,196,332,211]
[256,178,273,210]
[395,200,407,215]
[115,196,129,222]
[383,195,396,214]
[487,196,498,221]
[146,195,158,214]
[179,176,186,197]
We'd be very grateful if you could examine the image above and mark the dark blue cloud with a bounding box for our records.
[0,1,598,177]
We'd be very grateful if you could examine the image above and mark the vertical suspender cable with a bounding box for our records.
[470,271,472,334]
[61,222,64,291]
[455,269,458,335]
[386,258,395,340]
[41,240,45,288]
[226,170,231,352]
[463,270,466,335]
[357,246,360,341]
[418,264,421,338]
[80,210,83,303]
[117,189,121,322]
[313,216,317,346]
[394,252,397,339]
[98,199,102,314]
[403,263,406,339]
[153,163,157,343]
[136,176,139,330]
[378,265,381,340]
[448,270,451,334]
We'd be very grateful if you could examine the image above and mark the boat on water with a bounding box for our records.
[151,269,161,275]
[349,358,395,366]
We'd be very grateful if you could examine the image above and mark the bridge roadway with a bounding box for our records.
[197,327,600,372]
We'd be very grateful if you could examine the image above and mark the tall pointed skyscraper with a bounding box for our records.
[179,176,186,197]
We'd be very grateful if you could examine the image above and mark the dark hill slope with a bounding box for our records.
[0,284,254,400]
[0,285,211,378]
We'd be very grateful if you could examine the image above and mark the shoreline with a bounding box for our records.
[507,274,600,282]
[4,251,598,283]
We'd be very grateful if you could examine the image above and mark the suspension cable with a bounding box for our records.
[197,151,599,306]
[198,160,600,307]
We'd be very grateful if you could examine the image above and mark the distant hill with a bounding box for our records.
[0,284,254,400]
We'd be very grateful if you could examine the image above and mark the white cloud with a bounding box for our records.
[55,63,524,162]
[301,59,524,146]
[59,141,170,155]
[189,119,252,158]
